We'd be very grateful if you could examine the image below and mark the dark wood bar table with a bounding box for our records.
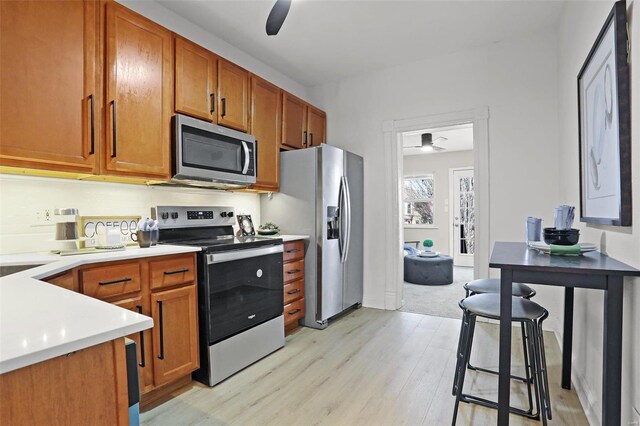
[489,242,640,426]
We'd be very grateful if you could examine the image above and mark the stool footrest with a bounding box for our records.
[460,393,540,420]
[467,363,530,383]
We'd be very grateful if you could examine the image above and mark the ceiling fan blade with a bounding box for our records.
[266,0,292,36]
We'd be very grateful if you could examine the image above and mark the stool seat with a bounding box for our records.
[460,294,546,321]
[464,278,535,298]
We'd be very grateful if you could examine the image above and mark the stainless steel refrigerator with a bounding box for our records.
[261,145,363,329]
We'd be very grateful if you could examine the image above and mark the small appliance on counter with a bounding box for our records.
[152,205,284,386]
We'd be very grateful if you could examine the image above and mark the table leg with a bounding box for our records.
[498,268,513,425]
[562,287,574,389]
[602,276,623,426]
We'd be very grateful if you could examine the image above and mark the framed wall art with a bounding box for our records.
[578,0,631,226]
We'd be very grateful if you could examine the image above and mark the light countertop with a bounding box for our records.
[266,234,309,242]
[0,244,201,374]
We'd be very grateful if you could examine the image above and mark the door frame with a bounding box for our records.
[449,166,475,267]
[382,107,490,310]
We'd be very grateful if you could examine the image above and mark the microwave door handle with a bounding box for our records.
[241,141,250,175]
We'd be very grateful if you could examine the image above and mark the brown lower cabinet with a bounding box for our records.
[44,252,199,405]
[0,339,129,425]
[150,285,199,386]
[282,239,306,333]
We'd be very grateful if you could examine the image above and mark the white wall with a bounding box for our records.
[117,0,308,100]
[0,175,260,254]
[403,150,474,255]
[558,1,640,424]
[308,29,564,327]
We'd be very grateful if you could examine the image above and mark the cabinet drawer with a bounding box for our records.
[283,279,304,305]
[283,259,304,283]
[149,255,196,290]
[284,298,305,326]
[80,263,141,300]
[283,240,304,262]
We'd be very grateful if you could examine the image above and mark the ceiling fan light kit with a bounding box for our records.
[421,133,447,151]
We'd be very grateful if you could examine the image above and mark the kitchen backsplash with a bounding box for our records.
[0,175,261,254]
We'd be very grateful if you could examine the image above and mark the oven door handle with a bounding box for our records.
[207,245,283,264]
[241,141,250,175]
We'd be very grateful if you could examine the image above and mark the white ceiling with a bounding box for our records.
[402,123,473,155]
[158,0,564,87]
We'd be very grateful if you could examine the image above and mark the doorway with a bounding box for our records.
[380,107,489,313]
[399,124,475,318]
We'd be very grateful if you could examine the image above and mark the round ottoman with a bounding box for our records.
[404,254,453,285]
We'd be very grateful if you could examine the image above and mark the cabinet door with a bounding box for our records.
[112,296,153,394]
[249,75,281,191]
[0,0,99,173]
[105,3,172,179]
[282,92,307,149]
[217,59,249,131]
[307,106,326,147]
[151,285,199,386]
[174,36,217,122]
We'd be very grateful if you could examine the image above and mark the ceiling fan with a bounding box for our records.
[266,0,292,36]
[421,133,448,151]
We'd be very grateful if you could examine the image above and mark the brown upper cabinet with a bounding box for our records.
[104,2,173,179]
[218,59,250,132]
[249,75,282,191]
[282,91,326,150]
[174,39,249,133]
[307,106,326,147]
[282,92,307,149]
[174,36,217,122]
[0,0,100,174]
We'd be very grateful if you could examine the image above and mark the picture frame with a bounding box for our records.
[237,214,256,236]
[577,0,631,226]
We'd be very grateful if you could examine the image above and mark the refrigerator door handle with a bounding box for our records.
[338,176,345,260]
[343,175,352,263]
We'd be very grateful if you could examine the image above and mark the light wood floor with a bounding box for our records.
[141,308,588,425]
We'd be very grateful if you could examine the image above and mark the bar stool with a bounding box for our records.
[461,279,536,376]
[452,294,552,426]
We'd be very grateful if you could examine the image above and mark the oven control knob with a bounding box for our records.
[171,212,179,220]
[227,211,234,218]
[220,212,228,218]
[161,212,169,220]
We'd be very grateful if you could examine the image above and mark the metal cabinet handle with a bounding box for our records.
[164,268,189,275]
[286,249,301,254]
[136,305,145,368]
[287,289,301,295]
[221,98,226,117]
[287,269,301,274]
[111,100,117,158]
[309,132,313,147]
[303,131,307,147]
[89,94,95,155]
[157,300,164,360]
[288,309,301,315]
[210,93,215,114]
[98,277,132,286]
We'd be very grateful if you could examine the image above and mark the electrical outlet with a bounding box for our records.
[35,209,52,223]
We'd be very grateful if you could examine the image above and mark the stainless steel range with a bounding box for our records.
[152,206,285,386]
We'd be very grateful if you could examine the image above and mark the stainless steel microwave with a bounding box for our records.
[173,114,256,189]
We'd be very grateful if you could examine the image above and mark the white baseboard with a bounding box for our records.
[552,331,600,426]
